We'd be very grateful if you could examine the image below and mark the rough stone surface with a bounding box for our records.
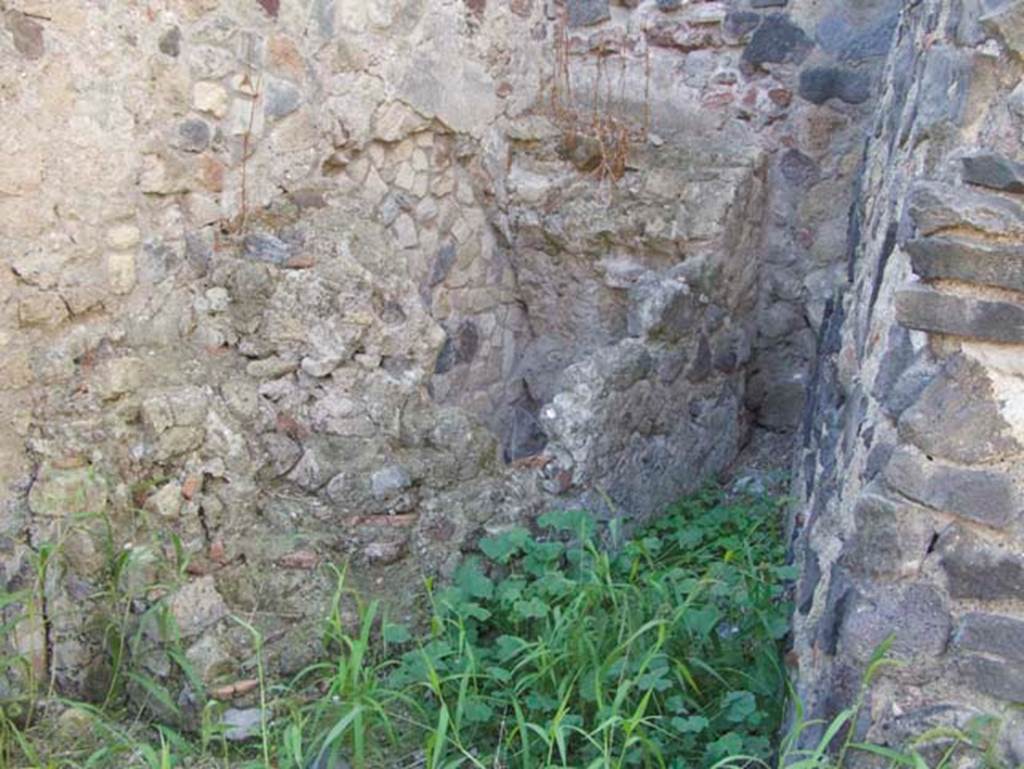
[2,0,1019,753]
[567,0,610,28]
[954,612,1024,664]
[908,182,1024,238]
[939,526,1024,601]
[898,356,1023,465]
[742,15,813,67]
[5,11,44,60]
[798,67,872,105]
[839,487,936,578]
[222,708,265,741]
[883,447,1020,529]
[981,1,1024,57]
[961,153,1024,193]
[790,0,1024,754]
[837,583,951,662]
[906,236,1024,293]
[955,655,1024,703]
[896,286,1024,344]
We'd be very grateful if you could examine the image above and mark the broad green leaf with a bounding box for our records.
[383,622,411,644]
[671,715,709,734]
[513,597,548,620]
[479,528,531,564]
[538,509,596,536]
[454,556,494,600]
[722,690,756,723]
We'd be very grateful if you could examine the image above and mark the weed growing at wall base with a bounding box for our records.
[377,488,793,769]
[0,488,1006,768]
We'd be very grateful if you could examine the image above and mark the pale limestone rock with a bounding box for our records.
[106,223,141,250]
[193,81,229,117]
[145,481,183,520]
[107,251,137,295]
[394,214,419,249]
[18,291,68,327]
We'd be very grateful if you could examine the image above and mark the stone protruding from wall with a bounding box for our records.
[792,0,1024,761]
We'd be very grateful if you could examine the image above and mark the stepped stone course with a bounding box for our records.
[791,0,1024,755]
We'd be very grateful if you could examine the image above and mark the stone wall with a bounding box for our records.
[792,0,1024,759]
[0,0,937,739]
[0,0,775,706]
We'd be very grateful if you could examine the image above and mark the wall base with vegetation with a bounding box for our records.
[2,0,1024,765]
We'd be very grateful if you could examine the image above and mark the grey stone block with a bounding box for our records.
[898,355,1022,464]
[816,11,900,61]
[158,26,181,58]
[686,335,712,383]
[243,232,293,265]
[265,78,302,119]
[839,486,936,578]
[956,655,1024,703]
[176,119,211,153]
[742,15,813,67]
[779,149,819,187]
[939,526,1024,601]
[871,326,939,420]
[628,277,699,342]
[907,236,1024,293]
[908,182,1024,238]
[955,612,1024,664]
[434,320,480,374]
[838,583,951,662]
[799,66,871,105]
[883,447,1019,529]
[567,0,610,27]
[724,11,761,41]
[914,47,969,138]
[896,286,1024,344]
[370,465,412,500]
[962,153,1024,193]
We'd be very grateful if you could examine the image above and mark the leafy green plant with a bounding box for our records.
[377,489,793,769]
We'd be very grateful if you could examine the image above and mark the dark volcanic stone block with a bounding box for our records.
[962,153,1024,193]
[838,583,950,662]
[724,11,761,40]
[898,355,1022,465]
[939,526,1024,601]
[956,613,1024,664]
[798,66,871,105]
[896,286,1024,344]
[742,15,812,67]
[883,447,1019,529]
[780,149,819,186]
[906,236,1024,292]
[908,182,1024,238]
[956,655,1024,702]
[839,486,936,578]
